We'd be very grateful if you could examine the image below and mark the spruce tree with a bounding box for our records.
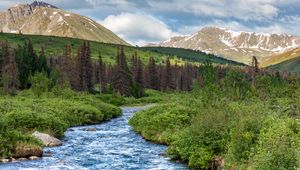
[73,42,94,92]
[161,58,176,91]
[60,45,73,85]
[37,46,50,74]
[97,53,106,93]
[147,57,159,90]
[73,47,84,91]
[15,40,39,89]
[1,43,19,95]
[84,42,94,92]
[251,56,259,87]
[112,47,133,96]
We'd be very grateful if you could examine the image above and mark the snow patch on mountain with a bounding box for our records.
[149,26,300,64]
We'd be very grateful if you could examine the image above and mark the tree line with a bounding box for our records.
[0,40,299,97]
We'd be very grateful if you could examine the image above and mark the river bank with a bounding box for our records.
[0,106,188,170]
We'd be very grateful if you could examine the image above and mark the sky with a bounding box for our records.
[1,0,300,45]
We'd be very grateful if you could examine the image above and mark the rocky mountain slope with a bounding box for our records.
[261,47,300,67]
[149,27,300,65]
[0,1,129,45]
[268,55,300,73]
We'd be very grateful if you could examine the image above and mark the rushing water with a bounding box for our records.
[0,106,188,170]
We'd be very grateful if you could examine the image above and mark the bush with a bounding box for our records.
[4,109,68,137]
[130,77,300,169]
[29,72,50,97]
[252,118,300,169]
[0,88,121,158]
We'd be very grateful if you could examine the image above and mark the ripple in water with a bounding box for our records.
[0,106,189,170]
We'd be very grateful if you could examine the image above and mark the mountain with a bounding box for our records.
[149,26,300,65]
[261,47,300,67]
[0,32,243,66]
[141,47,244,66]
[268,55,300,73]
[0,1,129,45]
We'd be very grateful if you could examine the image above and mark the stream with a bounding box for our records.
[0,106,188,170]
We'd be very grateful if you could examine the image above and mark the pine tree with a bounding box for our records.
[1,43,19,95]
[161,58,176,91]
[60,45,73,85]
[112,47,133,96]
[37,46,50,74]
[15,40,39,89]
[147,57,159,90]
[251,56,259,87]
[73,42,94,92]
[97,53,106,93]
[84,42,94,92]
[73,47,84,91]
[202,60,215,87]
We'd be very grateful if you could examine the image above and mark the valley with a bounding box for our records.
[0,1,299,170]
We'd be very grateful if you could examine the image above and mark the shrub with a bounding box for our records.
[252,118,300,169]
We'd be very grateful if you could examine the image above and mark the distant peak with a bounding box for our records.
[30,1,58,9]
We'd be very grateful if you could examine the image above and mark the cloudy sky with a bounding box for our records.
[1,0,300,45]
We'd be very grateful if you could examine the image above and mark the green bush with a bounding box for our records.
[252,118,300,169]
[130,76,300,169]
[0,88,121,158]
[4,109,68,137]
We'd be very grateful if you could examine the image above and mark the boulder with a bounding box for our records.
[29,156,39,160]
[32,131,62,147]
[17,158,27,161]
[13,143,43,158]
[0,159,10,163]
[85,127,97,131]
[43,150,53,157]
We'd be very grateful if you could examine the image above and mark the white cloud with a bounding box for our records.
[147,0,281,21]
[176,19,300,40]
[99,13,178,45]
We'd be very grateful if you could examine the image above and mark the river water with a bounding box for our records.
[0,106,188,170]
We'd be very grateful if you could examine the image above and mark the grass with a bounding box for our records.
[129,71,300,169]
[0,88,121,158]
[142,47,245,66]
[261,47,300,67]
[0,33,242,66]
[268,56,300,73]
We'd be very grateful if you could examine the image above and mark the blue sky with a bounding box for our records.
[1,0,300,45]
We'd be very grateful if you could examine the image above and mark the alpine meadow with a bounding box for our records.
[0,1,299,170]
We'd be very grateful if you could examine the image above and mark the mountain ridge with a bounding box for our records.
[0,2,129,45]
[148,26,300,65]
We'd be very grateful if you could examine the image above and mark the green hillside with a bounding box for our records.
[268,56,300,73]
[142,47,245,66]
[0,33,241,65]
[0,33,164,64]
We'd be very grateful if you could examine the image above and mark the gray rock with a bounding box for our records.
[32,131,62,147]
[29,156,39,160]
[17,158,27,161]
[0,159,10,163]
[85,127,97,131]
[43,150,53,157]
[14,143,43,158]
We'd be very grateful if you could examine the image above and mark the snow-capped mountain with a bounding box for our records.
[150,26,300,64]
[0,1,129,45]
[30,1,58,9]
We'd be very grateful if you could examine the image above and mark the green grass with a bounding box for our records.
[0,88,121,158]
[0,33,242,65]
[129,71,300,169]
[142,47,245,66]
[268,56,300,73]
[0,32,165,64]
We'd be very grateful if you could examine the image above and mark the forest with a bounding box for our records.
[0,39,299,169]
